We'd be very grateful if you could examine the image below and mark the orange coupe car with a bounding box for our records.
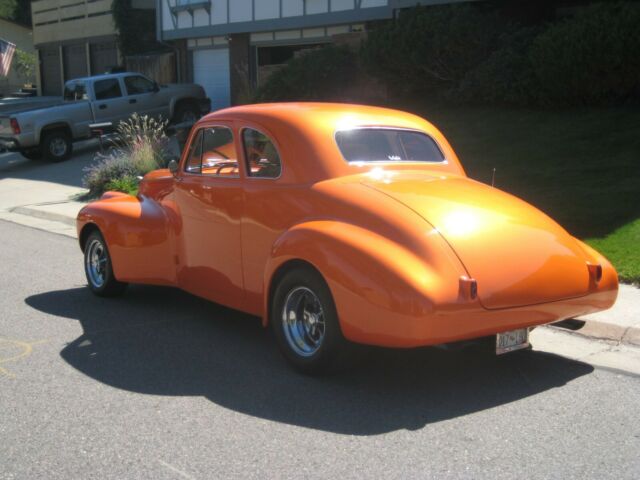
[77,103,618,372]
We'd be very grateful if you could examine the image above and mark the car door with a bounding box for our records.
[173,123,245,310]
[91,77,131,126]
[123,75,169,121]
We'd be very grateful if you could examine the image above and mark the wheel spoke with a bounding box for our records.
[85,239,108,288]
[281,286,326,357]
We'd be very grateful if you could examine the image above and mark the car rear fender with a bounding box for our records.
[263,220,468,343]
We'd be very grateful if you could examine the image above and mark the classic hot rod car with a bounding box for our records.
[77,103,618,372]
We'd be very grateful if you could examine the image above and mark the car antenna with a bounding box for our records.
[491,168,496,188]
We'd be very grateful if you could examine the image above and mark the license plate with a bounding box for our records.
[496,328,530,355]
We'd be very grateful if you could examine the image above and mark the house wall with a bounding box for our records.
[31,0,116,45]
[160,0,392,40]
[159,0,477,108]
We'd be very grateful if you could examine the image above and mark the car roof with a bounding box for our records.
[199,102,464,183]
[205,102,432,132]
[65,72,139,83]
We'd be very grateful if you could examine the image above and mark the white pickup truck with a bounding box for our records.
[0,72,210,162]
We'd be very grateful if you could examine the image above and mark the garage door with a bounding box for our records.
[40,47,62,96]
[63,44,88,82]
[90,41,119,76]
[193,48,230,112]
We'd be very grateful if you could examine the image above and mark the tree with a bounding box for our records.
[14,49,37,84]
[0,0,32,26]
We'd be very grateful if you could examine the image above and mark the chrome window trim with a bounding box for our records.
[241,126,284,180]
[333,126,448,165]
[182,125,241,179]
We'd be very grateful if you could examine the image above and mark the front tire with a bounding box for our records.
[271,267,348,374]
[172,103,199,124]
[84,230,127,297]
[42,131,72,162]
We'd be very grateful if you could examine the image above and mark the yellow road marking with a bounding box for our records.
[0,338,48,378]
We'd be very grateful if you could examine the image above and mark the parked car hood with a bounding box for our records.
[362,171,591,310]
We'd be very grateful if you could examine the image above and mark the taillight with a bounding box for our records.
[587,263,603,284]
[459,276,478,300]
[10,118,20,134]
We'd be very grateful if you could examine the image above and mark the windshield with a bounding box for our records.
[335,128,445,163]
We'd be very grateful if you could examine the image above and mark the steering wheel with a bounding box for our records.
[215,161,238,175]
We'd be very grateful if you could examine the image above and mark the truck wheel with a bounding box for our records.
[42,131,72,162]
[173,103,199,124]
[21,148,43,160]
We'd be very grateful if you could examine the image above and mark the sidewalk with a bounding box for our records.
[1,146,638,347]
[0,142,94,237]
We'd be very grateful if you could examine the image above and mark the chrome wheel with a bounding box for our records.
[282,287,326,357]
[85,238,107,288]
[49,137,67,157]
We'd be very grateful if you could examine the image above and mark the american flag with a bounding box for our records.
[1,38,17,77]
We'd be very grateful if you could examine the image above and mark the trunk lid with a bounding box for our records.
[364,172,590,309]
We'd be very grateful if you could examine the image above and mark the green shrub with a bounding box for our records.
[455,27,540,105]
[105,176,139,196]
[83,114,171,197]
[529,2,640,106]
[361,4,510,98]
[254,45,359,102]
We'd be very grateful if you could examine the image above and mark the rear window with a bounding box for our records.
[63,82,87,101]
[335,128,445,163]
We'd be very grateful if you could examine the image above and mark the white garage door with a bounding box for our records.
[193,48,231,112]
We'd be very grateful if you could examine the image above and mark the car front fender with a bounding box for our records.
[77,193,176,285]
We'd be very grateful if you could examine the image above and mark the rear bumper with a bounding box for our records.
[335,276,619,348]
[0,136,20,152]
[0,132,35,152]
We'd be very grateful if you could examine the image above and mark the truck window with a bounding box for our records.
[124,76,155,95]
[94,79,122,100]
[63,82,87,101]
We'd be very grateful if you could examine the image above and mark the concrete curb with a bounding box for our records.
[11,205,77,226]
[550,319,640,347]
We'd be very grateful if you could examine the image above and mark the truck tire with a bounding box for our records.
[173,102,199,124]
[21,148,43,160]
[42,131,72,162]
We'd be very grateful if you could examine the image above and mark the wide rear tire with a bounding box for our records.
[271,266,349,374]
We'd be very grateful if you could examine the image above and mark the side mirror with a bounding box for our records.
[168,159,179,176]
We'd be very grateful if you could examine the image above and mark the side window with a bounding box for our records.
[242,128,281,178]
[184,129,203,173]
[201,127,239,177]
[94,79,122,100]
[124,75,155,95]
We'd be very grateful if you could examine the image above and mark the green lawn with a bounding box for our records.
[402,103,640,283]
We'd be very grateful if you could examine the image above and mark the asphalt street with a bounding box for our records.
[1,220,638,479]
